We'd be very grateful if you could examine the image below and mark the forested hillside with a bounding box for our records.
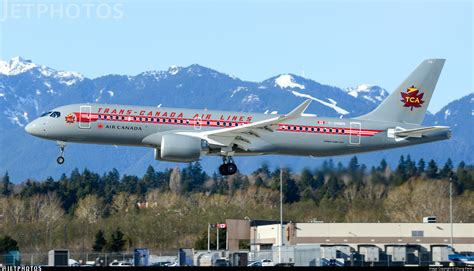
[0,155,473,253]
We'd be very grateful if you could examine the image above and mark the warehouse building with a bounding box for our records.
[225,219,474,266]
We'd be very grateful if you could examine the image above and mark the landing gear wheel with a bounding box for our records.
[219,164,228,175]
[56,141,66,165]
[57,156,65,164]
[219,156,238,176]
[226,163,237,175]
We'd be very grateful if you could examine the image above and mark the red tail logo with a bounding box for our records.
[401,85,424,111]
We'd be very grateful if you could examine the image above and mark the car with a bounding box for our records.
[261,259,273,267]
[151,261,172,267]
[109,260,133,267]
[247,261,263,267]
[213,258,231,267]
[274,263,295,267]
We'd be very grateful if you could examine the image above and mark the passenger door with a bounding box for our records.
[79,105,92,129]
[349,122,361,145]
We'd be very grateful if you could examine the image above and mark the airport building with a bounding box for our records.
[225,219,474,266]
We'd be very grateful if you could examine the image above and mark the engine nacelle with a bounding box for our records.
[156,134,202,162]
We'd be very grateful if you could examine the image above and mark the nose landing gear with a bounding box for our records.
[219,156,238,176]
[56,141,66,164]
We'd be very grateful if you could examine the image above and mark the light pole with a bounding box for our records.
[279,167,283,264]
[217,224,220,251]
[449,176,453,252]
[207,223,210,252]
[245,216,257,261]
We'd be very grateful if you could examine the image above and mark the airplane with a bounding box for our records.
[25,59,451,175]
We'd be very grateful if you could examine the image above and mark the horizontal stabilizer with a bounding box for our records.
[394,126,450,138]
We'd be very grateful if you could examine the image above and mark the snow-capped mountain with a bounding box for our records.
[0,57,472,182]
[344,84,388,103]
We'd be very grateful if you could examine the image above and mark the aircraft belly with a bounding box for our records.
[262,132,351,156]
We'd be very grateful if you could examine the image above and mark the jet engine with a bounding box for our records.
[155,134,203,162]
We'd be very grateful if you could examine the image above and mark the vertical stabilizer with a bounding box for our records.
[357,59,445,124]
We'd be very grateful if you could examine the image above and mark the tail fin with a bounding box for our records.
[357,59,445,124]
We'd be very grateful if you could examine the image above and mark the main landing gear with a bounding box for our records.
[56,141,66,164]
[219,156,237,176]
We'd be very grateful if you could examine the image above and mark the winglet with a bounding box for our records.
[281,99,312,120]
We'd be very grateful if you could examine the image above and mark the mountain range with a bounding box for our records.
[1,57,472,182]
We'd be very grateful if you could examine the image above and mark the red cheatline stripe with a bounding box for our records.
[73,112,383,136]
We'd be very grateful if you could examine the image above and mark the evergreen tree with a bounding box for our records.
[324,175,342,199]
[92,230,107,252]
[283,172,300,203]
[378,159,388,172]
[0,235,19,252]
[322,159,335,173]
[108,228,126,252]
[348,156,359,174]
[313,172,325,189]
[417,158,426,174]
[102,168,120,204]
[405,155,417,177]
[396,155,407,177]
[440,158,454,178]
[142,165,159,191]
[43,176,57,193]
[299,168,314,191]
[456,161,474,191]
[121,175,140,194]
[426,159,439,178]
[0,172,12,196]
[255,163,271,177]
[181,162,207,192]
[392,155,408,185]
[300,187,314,201]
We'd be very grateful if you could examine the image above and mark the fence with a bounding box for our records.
[0,252,177,266]
[0,249,455,266]
[250,249,447,267]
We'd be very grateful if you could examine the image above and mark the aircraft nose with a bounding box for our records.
[25,122,35,134]
[25,120,44,136]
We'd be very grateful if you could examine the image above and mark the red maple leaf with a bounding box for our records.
[401,88,424,111]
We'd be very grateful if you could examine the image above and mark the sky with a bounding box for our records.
[0,0,472,113]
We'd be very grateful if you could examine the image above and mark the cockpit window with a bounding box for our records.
[40,111,52,117]
[50,111,61,118]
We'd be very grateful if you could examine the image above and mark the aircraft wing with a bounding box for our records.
[394,126,450,138]
[176,99,312,147]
